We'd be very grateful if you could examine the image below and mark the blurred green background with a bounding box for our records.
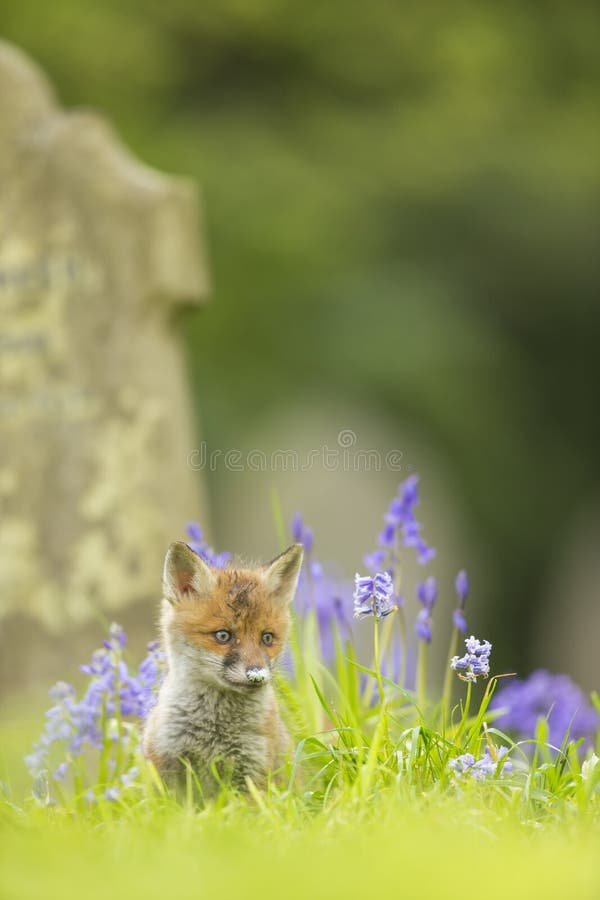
[3,1,599,683]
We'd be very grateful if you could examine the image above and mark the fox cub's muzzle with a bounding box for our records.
[245,666,270,686]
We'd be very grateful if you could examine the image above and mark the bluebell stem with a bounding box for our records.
[361,475,436,694]
[442,570,471,717]
[415,576,437,706]
[354,571,397,704]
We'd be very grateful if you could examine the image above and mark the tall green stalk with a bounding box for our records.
[441,626,460,721]
[373,617,385,706]
[390,542,407,690]
[417,640,427,709]
[455,680,472,742]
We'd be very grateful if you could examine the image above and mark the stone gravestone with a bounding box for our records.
[0,41,208,683]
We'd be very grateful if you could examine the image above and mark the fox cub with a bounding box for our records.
[143,541,303,795]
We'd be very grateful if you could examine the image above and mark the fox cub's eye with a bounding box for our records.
[214,630,232,644]
[262,632,275,646]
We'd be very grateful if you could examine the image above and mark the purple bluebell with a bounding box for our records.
[377,523,396,548]
[186,521,203,543]
[120,766,140,788]
[309,559,323,580]
[451,569,469,634]
[353,571,396,620]
[451,635,492,683]
[52,762,69,782]
[399,474,419,508]
[291,513,314,553]
[490,670,599,749]
[415,575,437,643]
[455,570,469,604]
[453,609,468,633]
[364,474,437,572]
[104,785,120,802]
[290,514,354,663]
[316,592,352,662]
[416,541,436,565]
[25,626,165,783]
[385,497,406,526]
[363,549,386,572]
[102,622,127,651]
[415,608,432,644]
[401,519,421,547]
[416,576,438,610]
[449,746,512,780]
[186,521,231,568]
[138,640,165,718]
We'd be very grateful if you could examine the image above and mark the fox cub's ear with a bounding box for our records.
[163,542,216,605]
[263,543,303,607]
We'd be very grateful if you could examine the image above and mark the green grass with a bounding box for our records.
[3,795,600,900]
[2,614,600,900]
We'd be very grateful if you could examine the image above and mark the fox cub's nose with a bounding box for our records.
[246,666,269,686]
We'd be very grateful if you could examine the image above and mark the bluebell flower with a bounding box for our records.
[416,576,437,610]
[363,549,386,572]
[309,559,323,580]
[453,609,468,633]
[415,608,432,644]
[315,592,352,662]
[490,670,599,749]
[186,522,231,568]
[291,513,314,553]
[451,569,469,633]
[377,523,396,548]
[49,682,76,703]
[186,521,203,543]
[364,474,436,572]
[416,540,436,566]
[25,626,165,783]
[399,474,419,508]
[104,785,120,802]
[385,497,406,527]
[401,519,421,546]
[52,762,69,782]
[353,572,397,620]
[289,514,354,664]
[102,622,127,651]
[455,570,469,604]
[415,575,437,643]
[449,746,512,780]
[451,636,492,683]
[120,766,140,788]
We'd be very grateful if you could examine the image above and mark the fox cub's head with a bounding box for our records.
[161,542,303,692]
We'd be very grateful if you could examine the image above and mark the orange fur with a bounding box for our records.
[172,567,290,666]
